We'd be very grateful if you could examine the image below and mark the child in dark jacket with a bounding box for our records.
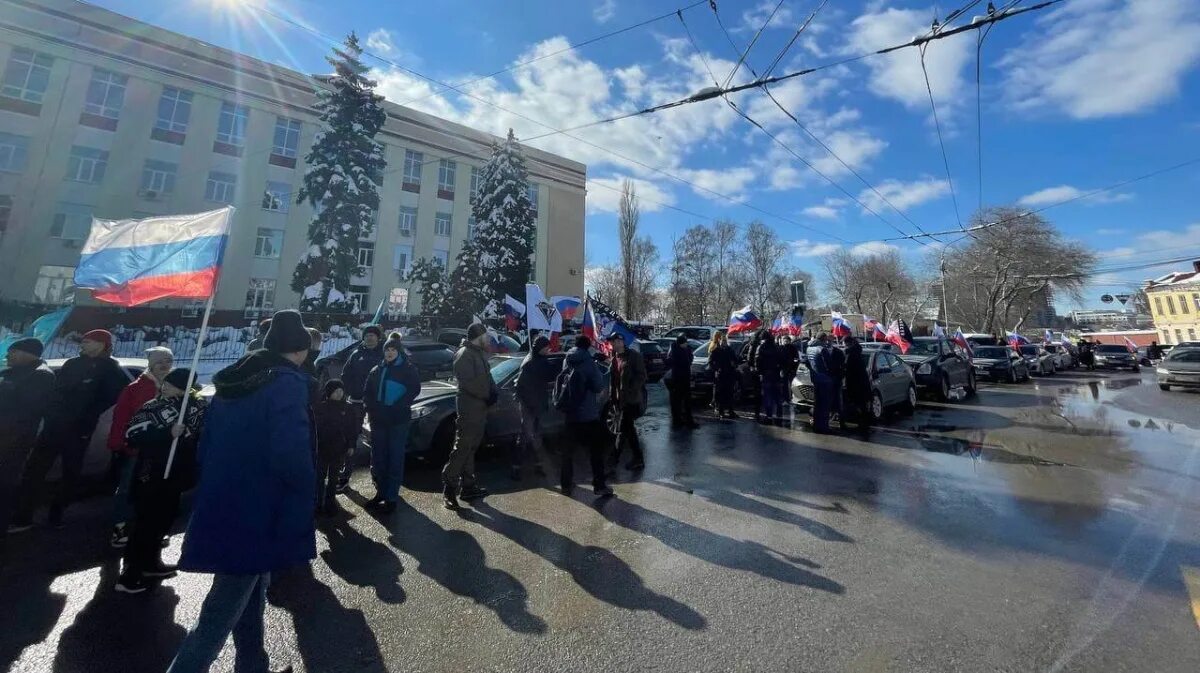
[116,368,206,594]
[313,380,359,515]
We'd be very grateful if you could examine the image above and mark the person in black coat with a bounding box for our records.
[363,335,421,513]
[12,330,128,529]
[1,338,55,538]
[707,330,739,419]
[512,336,554,480]
[754,332,784,423]
[312,380,360,515]
[842,336,872,433]
[827,338,847,431]
[780,336,801,385]
[334,325,384,493]
[666,335,698,429]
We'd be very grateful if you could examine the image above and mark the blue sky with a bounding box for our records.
[95,0,1200,310]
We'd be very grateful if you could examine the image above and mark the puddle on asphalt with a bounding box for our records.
[878,425,1072,467]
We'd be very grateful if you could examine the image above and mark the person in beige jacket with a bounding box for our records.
[442,323,497,509]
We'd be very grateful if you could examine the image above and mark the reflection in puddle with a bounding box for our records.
[882,426,1071,467]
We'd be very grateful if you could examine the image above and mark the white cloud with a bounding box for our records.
[1095,228,1125,236]
[366,29,398,57]
[802,197,848,220]
[791,239,842,257]
[1001,0,1200,119]
[586,175,675,214]
[677,167,757,201]
[858,177,950,212]
[844,8,972,113]
[593,0,617,24]
[1017,185,1133,208]
[741,1,796,32]
[849,241,899,257]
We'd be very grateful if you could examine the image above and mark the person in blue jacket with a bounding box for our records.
[363,333,421,514]
[167,309,315,673]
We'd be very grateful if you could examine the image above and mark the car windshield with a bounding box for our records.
[906,339,940,356]
[975,347,1009,359]
[1019,346,1039,356]
[1044,345,1060,353]
[1165,348,1200,362]
[486,357,523,384]
[1096,345,1130,354]
[967,336,999,346]
[640,342,664,355]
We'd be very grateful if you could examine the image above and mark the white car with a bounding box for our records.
[1042,344,1073,370]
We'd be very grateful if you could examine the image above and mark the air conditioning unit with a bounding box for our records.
[140,189,160,200]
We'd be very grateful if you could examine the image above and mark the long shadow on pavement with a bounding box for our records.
[461,500,707,631]
[318,511,406,604]
[269,563,389,673]
[653,480,854,543]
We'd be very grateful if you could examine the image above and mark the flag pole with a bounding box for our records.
[163,287,215,479]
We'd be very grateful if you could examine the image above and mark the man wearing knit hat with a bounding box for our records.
[1,338,55,540]
[11,329,127,531]
[168,309,314,673]
[334,324,384,494]
[441,322,497,509]
[105,346,173,548]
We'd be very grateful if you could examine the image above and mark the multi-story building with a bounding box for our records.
[0,0,585,321]
[1144,261,1200,345]
[1068,309,1139,329]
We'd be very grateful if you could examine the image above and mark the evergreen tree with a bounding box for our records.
[291,33,387,312]
[469,128,537,304]
[405,258,450,317]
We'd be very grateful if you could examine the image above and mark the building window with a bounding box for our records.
[262,181,290,212]
[438,159,456,199]
[393,244,413,277]
[469,166,481,203]
[398,206,416,237]
[434,212,451,237]
[0,195,11,234]
[84,69,127,119]
[348,285,370,313]
[216,102,249,147]
[205,171,237,203]
[388,287,409,315]
[49,203,92,241]
[155,87,192,133]
[139,160,177,196]
[33,265,74,304]
[1193,293,1200,312]
[0,132,29,173]
[1166,295,1176,315]
[1162,329,1171,344]
[1153,296,1163,316]
[254,228,283,259]
[1176,329,1184,344]
[2,48,53,103]
[432,248,449,268]
[66,146,108,184]
[1188,328,1196,341]
[245,278,275,311]
[271,116,302,158]
[1179,294,1190,315]
[402,149,422,192]
[357,241,375,269]
[527,183,539,215]
[467,216,477,241]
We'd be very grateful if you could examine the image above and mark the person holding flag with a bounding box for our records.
[608,332,648,472]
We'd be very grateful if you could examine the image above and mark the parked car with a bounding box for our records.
[1042,344,1074,370]
[1156,346,1200,391]
[1092,344,1140,371]
[637,339,668,383]
[690,339,749,401]
[897,337,975,400]
[388,353,614,463]
[1017,345,1056,375]
[655,337,703,353]
[970,346,1030,383]
[314,339,456,386]
[664,326,721,342]
[963,333,1000,347]
[791,348,916,421]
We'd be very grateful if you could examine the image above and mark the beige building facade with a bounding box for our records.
[1144,261,1200,346]
[0,0,586,320]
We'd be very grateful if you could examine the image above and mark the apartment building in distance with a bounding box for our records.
[0,0,586,321]
[1144,260,1200,345]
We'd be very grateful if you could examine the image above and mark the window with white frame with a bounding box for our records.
[84,69,127,119]
[469,166,481,203]
[1162,329,1171,344]
[254,228,283,259]
[398,206,416,237]
[33,265,74,305]
[216,102,249,147]
[49,203,92,241]
[403,149,423,189]
[0,195,11,234]
[466,216,476,241]
[527,182,539,214]
[245,278,275,310]
[155,87,192,133]
[393,244,413,277]
[434,212,452,237]
[438,159,456,197]
[66,146,108,183]
[348,285,370,313]
[432,248,449,268]
[2,48,53,103]
[140,159,177,195]
[205,171,237,203]
[272,117,302,158]
[262,181,290,212]
[357,241,375,269]
[0,132,29,173]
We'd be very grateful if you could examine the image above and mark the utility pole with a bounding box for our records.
[940,253,950,328]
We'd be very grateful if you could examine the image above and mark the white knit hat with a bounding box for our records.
[145,346,174,367]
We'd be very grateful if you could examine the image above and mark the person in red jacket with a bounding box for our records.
[107,346,172,548]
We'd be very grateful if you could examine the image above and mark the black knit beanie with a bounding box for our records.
[263,310,310,354]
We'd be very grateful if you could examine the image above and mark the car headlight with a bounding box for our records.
[412,405,435,419]
[917,363,932,375]
[1156,368,1170,375]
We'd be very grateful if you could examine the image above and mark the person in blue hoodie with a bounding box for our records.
[167,309,315,673]
[363,333,421,514]
[558,335,613,497]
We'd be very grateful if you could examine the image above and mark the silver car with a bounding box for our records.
[791,349,917,422]
[1018,345,1057,375]
[1156,347,1200,391]
[1042,344,1073,370]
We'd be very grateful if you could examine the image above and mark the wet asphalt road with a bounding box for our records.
[2,369,1199,673]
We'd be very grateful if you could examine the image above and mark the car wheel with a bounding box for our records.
[870,391,885,422]
[1159,383,1170,391]
[965,371,977,397]
[938,374,951,402]
[902,386,918,415]
[603,401,621,437]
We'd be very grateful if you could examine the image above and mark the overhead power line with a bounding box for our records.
[721,0,786,88]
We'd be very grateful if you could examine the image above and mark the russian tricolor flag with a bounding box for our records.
[831,311,852,338]
[503,294,525,332]
[884,320,910,354]
[871,323,888,341]
[862,315,878,332]
[1007,331,1030,348]
[74,208,233,306]
[728,306,762,336]
[1123,336,1138,353]
[952,328,973,359]
[551,295,582,321]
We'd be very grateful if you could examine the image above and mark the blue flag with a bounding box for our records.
[0,307,72,360]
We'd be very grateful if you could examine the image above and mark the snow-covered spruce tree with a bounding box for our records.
[291,33,387,312]
[405,257,450,318]
[470,128,537,304]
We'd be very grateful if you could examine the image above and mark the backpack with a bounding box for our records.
[553,364,586,413]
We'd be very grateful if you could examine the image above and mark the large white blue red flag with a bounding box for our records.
[74,207,232,306]
[787,311,805,336]
[871,323,888,341]
[831,311,852,338]
[862,315,878,332]
[728,306,762,336]
[503,294,525,332]
[1123,336,1138,353]
[550,295,582,321]
[770,312,785,334]
[1044,329,1053,344]
[1007,331,1030,348]
[952,328,973,359]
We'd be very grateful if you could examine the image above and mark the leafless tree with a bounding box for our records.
[627,236,660,320]
[586,264,623,307]
[669,225,717,324]
[618,179,639,318]
[822,248,918,324]
[744,221,789,314]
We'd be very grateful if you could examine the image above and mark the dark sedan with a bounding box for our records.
[970,346,1030,383]
[791,348,917,421]
[315,339,456,386]
[637,339,667,383]
[898,337,975,400]
[690,339,751,401]
[1093,344,1140,371]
